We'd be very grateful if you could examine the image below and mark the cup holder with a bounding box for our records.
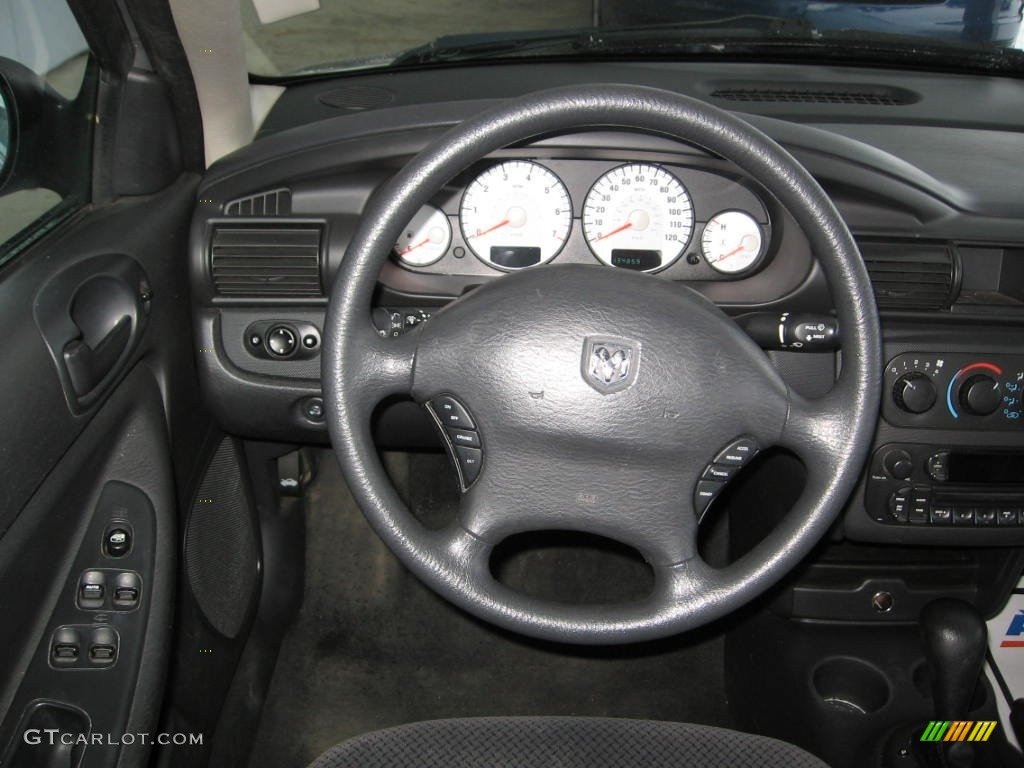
[812,656,891,715]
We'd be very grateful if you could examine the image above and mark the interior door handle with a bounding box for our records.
[62,315,132,396]
[34,255,151,412]
[59,274,141,396]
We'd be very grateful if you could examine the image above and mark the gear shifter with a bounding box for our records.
[920,598,988,720]
[919,599,988,768]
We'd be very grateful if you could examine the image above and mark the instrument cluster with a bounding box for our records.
[393,158,771,279]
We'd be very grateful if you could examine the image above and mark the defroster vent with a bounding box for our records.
[210,223,324,296]
[859,241,959,311]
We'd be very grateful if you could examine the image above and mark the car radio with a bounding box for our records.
[866,443,1024,526]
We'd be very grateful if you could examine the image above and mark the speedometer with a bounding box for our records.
[459,160,572,270]
[582,163,693,272]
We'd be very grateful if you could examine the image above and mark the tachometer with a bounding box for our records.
[582,163,693,272]
[701,210,764,275]
[395,204,452,267]
[459,160,572,270]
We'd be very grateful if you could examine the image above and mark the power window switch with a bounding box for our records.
[88,626,117,665]
[78,570,107,608]
[80,583,104,601]
[114,586,139,605]
[112,572,142,607]
[89,645,116,663]
[51,628,81,664]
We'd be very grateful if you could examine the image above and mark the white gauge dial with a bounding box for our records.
[395,204,452,267]
[701,210,764,275]
[459,160,572,270]
[582,163,693,272]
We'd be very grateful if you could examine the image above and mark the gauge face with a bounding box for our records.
[395,204,452,267]
[581,163,693,272]
[459,160,572,270]
[701,210,764,275]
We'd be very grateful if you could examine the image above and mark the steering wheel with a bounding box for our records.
[323,85,881,645]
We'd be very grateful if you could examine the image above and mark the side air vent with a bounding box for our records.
[710,84,919,106]
[859,241,959,311]
[224,188,292,216]
[210,224,324,296]
[317,85,396,111]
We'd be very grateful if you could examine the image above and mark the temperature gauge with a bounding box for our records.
[395,204,452,267]
[701,210,764,275]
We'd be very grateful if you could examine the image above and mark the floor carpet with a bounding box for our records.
[248,450,731,767]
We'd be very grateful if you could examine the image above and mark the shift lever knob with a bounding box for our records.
[920,598,987,721]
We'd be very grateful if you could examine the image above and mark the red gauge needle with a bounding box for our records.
[400,237,431,254]
[471,219,510,238]
[715,245,746,262]
[594,222,633,242]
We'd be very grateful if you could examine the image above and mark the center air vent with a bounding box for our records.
[210,224,324,297]
[710,84,919,106]
[859,241,959,311]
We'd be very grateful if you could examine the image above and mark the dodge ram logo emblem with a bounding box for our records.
[582,337,640,394]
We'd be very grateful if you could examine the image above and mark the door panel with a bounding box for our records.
[0,177,203,766]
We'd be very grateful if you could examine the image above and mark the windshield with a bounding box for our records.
[242,0,1024,77]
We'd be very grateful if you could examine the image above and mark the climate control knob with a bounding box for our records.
[893,372,937,414]
[958,374,1001,416]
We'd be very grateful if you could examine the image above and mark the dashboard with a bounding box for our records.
[189,59,1024,555]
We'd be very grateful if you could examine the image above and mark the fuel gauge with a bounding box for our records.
[395,204,452,267]
[701,210,764,275]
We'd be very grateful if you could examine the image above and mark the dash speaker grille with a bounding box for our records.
[317,85,395,111]
[185,438,259,639]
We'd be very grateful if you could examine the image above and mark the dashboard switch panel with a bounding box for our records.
[883,353,1024,429]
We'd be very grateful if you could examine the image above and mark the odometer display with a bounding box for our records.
[582,163,693,271]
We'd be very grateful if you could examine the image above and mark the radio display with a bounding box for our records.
[947,452,1024,484]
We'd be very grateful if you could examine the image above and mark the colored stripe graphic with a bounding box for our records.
[920,721,996,742]
[921,721,949,741]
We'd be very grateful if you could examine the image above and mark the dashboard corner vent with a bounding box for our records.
[224,188,292,216]
[859,241,958,311]
[210,223,324,297]
[317,85,396,111]
[710,83,919,106]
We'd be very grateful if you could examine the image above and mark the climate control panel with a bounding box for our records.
[883,353,1023,430]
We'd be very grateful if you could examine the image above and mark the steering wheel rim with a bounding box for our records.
[323,84,881,645]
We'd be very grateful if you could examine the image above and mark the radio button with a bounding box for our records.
[926,452,950,482]
[911,489,931,518]
[888,487,911,523]
[929,505,953,525]
[997,507,1020,526]
[976,508,997,526]
[952,507,975,526]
